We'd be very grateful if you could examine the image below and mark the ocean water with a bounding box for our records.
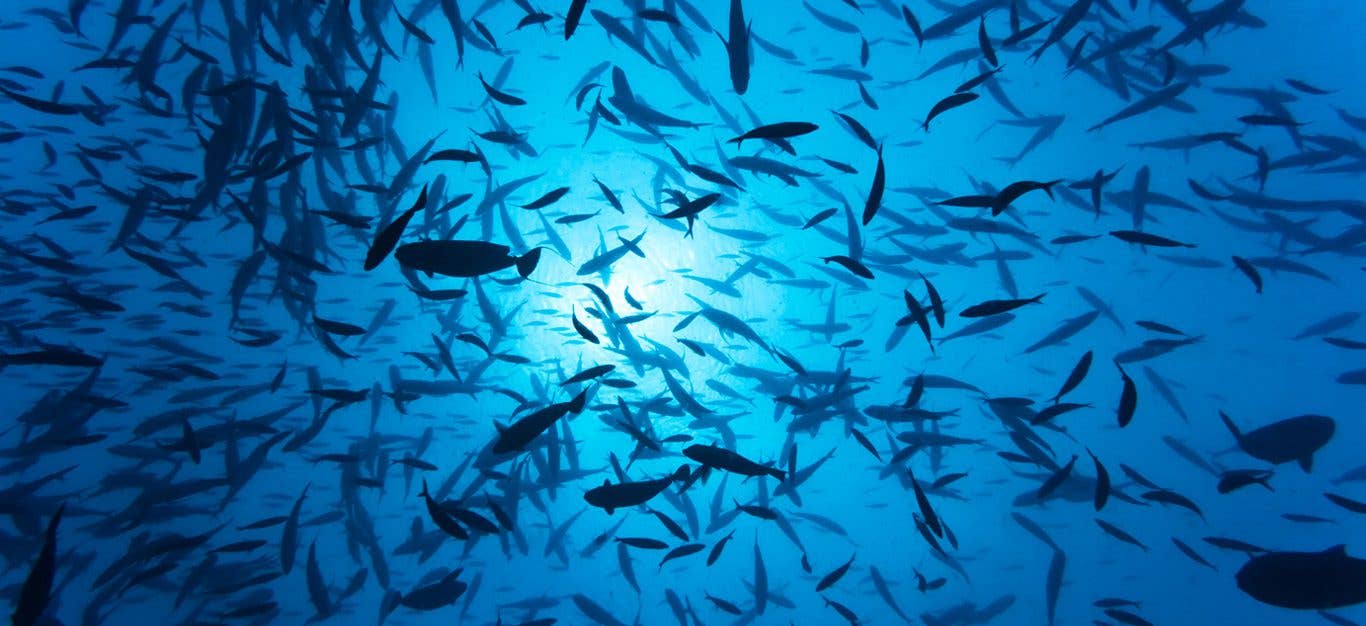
[1,1,1365,625]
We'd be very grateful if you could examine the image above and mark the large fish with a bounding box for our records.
[1237,546,1366,609]
[1219,412,1335,472]
[584,465,690,514]
[395,240,541,279]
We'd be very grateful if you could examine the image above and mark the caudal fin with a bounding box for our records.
[567,389,587,413]
[515,248,541,278]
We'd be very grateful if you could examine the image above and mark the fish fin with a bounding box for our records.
[1218,411,1243,442]
[515,248,541,277]
[1298,454,1314,473]
[568,390,588,413]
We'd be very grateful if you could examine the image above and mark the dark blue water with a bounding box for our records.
[2,1,1365,625]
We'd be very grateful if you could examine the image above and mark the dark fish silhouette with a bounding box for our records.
[960,293,1045,318]
[395,240,541,278]
[684,444,785,481]
[493,390,588,454]
[1237,546,1366,609]
[1219,412,1335,472]
[722,0,750,94]
[11,504,64,626]
[924,92,979,131]
[729,122,819,145]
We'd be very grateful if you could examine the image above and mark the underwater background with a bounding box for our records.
[1,0,1365,625]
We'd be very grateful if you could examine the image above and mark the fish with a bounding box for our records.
[577,229,646,276]
[722,0,750,94]
[960,294,1045,318]
[1089,83,1190,132]
[815,553,855,592]
[822,255,874,279]
[565,0,588,39]
[729,122,819,145]
[395,240,541,278]
[1116,363,1137,428]
[520,187,571,210]
[11,504,64,626]
[1238,546,1366,609]
[364,185,429,271]
[924,92,979,131]
[1110,230,1197,248]
[1231,256,1264,293]
[1046,548,1065,626]
[584,466,689,515]
[1219,411,1335,472]
[684,444,785,481]
[493,391,588,454]
[1218,469,1274,494]
[1,3,1360,624]
[1051,350,1093,402]
[400,569,468,610]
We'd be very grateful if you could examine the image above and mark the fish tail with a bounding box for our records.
[515,248,541,278]
[568,390,587,413]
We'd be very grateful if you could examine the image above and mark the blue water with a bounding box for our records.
[2,1,1365,625]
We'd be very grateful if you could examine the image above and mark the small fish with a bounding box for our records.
[862,146,885,225]
[520,187,571,210]
[923,92,979,131]
[729,122,819,145]
[1231,256,1263,294]
[822,255,874,279]
[363,184,428,271]
[803,208,838,230]
[1110,230,1197,248]
[959,293,1045,318]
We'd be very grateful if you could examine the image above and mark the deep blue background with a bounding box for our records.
[1,1,1364,625]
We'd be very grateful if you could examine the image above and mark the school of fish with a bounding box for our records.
[1,0,1365,625]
